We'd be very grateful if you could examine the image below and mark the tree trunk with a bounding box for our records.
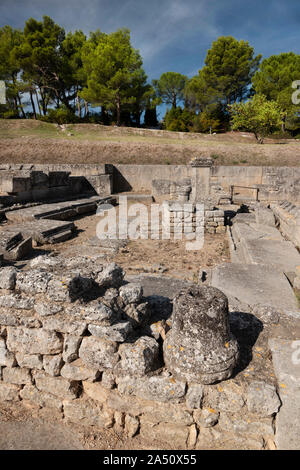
[35,89,42,116]
[76,90,81,118]
[281,115,286,133]
[17,94,26,119]
[84,100,89,117]
[172,93,177,109]
[116,93,121,126]
[29,91,37,119]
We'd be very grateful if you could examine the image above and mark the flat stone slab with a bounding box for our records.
[211,263,298,311]
[244,239,300,273]
[268,338,300,450]
[232,222,283,243]
[5,196,105,223]
[0,230,32,260]
[126,274,193,299]
[6,220,75,245]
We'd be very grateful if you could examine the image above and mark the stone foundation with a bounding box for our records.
[0,256,280,449]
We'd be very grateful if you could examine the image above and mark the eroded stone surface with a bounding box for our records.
[163,285,239,384]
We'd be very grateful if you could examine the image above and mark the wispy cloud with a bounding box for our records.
[0,0,299,81]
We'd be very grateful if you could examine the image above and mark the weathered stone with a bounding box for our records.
[101,370,115,389]
[34,302,63,317]
[268,337,300,450]
[187,424,198,448]
[218,413,274,438]
[83,381,110,404]
[186,384,204,409]
[125,414,139,437]
[139,420,189,447]
[107,389,192,424]
[79,336,119,370]
[117,375,186,404]
[0,337,16,367]
[63,399,114,428]
[16,353,43,370]
[207,382,245,412]
[247,381,281,417]
[88,322,132,342]
[114,411,125,432]
[7,327,63,355]
[251,304,280,325]
[116,336,160,377]
[0,267,17,290]
[72,302,117,325]
[193,408,219,427]
[19,316,41,329]
[0,383,20,401]
[0,294,34,310]
[33,371,80,399]
[16,270,52,294]
[61,359,100,382]
[119,283,143,305]
[41,316,87,335]
[124,302,150,326]
[20,384,62,410]
[2,366,32,385]
[0,311,18,326]
[96,263,124,288]
[43,354,64,377]
[163,285,239,384]
[62,335,82,363]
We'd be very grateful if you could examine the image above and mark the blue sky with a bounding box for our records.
[1,0,300,119]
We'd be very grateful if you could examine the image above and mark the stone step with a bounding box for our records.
[5,196,113,223]
[211,263,298,311]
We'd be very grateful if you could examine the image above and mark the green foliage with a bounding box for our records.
[197,36,261,105]
[41,105,78,124]
[80,28,148,126]
[230,94,283,143]
[153,72,188,109]
[163,107,193,132]
[252,53,300,129]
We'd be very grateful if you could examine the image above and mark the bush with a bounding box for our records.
[163,107,193,132]
[39,106,78,124]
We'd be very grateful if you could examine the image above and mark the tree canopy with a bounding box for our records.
[0,15,299,137]
[152,72,188,109]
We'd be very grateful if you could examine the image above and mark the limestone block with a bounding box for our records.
[0,267,17,290]
[79,336,119,370]
[116,336,160,376]
[33,370,80,400]
[7,327,63,355]
[247,381,281,417]
[2,366,32,385]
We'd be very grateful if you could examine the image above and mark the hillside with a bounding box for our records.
[0,119,300,166]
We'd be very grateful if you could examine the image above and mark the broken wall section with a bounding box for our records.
[0,257,280,449]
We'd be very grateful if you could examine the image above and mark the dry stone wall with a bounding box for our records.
[0,256,280,449]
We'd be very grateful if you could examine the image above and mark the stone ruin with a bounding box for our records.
[0,160,299,449]
[0,255,281,449]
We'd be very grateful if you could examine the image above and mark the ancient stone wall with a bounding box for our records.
[0,256,280,449]
[163,201,226,236]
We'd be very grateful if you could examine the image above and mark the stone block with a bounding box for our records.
[7,327,63,355]
[0,267,17,290]
[2,366,32,385]
[63,398,114,428]
[0,383,21,401]
[61,359,100,382]
[33,370,80,400]
[79,336,119,370]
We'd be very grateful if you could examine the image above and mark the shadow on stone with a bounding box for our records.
[229,311,264,376]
